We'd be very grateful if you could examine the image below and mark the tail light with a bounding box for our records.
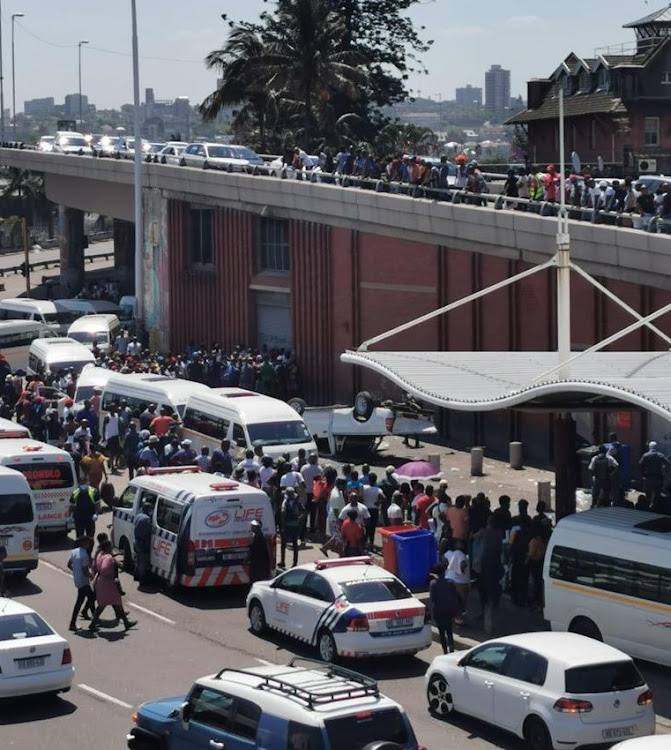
[384,417,394,433]
[553,697,593,713]
[424,607,432,624]
[61,647,72,665]
[347,614,369,632]
[186,541,196,568]
[638,689,653,706]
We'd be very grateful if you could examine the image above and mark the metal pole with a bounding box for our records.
[0,0,5,142]
[21,217,29,295]
[555,87,571,377]
[10,13,22,139]
[131,0,143,327]
[78,40,88,128]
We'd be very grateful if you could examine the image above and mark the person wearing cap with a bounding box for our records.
[639,441,670,509]
[279,487,304,568]
[635,183,655,231]
[172,439,197,466]
[588,444,619,507]
[138,435,160,468]
[248,519,272,582]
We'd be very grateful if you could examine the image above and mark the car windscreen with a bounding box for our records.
[232,146,261,161]
[47,359,92,374]
[341,579,412,603]
[246,421,312,447]
[0,493,33,524]
[207,146,232,158]
[69,331,108,345]
[0,613,53,641]
[565,661,644,694]
[43,311,80,325]
[60,136,87,147]
[8,462,75,491]
[324,708,410,750]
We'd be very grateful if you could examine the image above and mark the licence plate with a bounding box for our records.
[36,502,52,511]
[17,656,46,670]
[602,726,636,740]
[386,617,413,630]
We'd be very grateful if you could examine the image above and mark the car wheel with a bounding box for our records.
[317,629,337,662]
[287,397,307,415]
[202,160,210,170]
[179,157,186,167]
[120,538,134,574]
[353,390,375,422]
[160,156,167,164]
[248,600,266,634]
[523,716,552,750]
[569,616,602,642]
[427,673,454,717]
[227,163,234,173]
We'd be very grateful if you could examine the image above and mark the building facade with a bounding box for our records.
[485,65,511,116]
[507,5,671,174]
[24,97,55,116]
[455,85,483,108]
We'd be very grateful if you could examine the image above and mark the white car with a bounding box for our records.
[180,142,262,173]
[37,135,54,152]
[52,131,93,156]
[0,599,74,697]
[246,556,432,662]
[612,738,670,749]
[425,632,655,750]
[152,141,188,165]
[267,153,321,177]
[113,136,151,159]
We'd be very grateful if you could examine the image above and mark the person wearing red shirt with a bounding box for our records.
[340,510,364,557]
[414,485,436,530]
[149,409,177,438]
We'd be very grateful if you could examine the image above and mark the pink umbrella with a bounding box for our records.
[395,460,441,480]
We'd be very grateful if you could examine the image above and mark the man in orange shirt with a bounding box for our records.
[414,484,436,530]
[81,446,108,489]
[340,509,364,557]
[149,408,177,439]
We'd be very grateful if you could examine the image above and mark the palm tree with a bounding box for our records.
[1,168,54,238]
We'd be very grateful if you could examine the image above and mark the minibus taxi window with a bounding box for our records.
[232,423,247,448]
[247,421,312,446]
[138,491,157,514]
[118,486,137,509]
[7,462,74,490]
[0,493,33,524]
[156,497,183,535]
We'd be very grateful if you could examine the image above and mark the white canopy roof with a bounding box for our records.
[340,350,671,419]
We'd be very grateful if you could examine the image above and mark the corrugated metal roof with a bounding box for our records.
[340,350,671,420]
[506,91,627,125]
[623,4,671,28]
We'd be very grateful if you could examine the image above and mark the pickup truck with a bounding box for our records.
[287,391,437,457]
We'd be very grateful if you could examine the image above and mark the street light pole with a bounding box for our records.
[11,13,23,139]
[0,0,5,142]
[78,40,89,128]
[130,0,143,327]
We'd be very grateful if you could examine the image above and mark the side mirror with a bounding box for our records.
[457,658,467,668]
[178,701,191,723]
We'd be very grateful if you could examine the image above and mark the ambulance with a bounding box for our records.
[111,467,275,588]
[0,437,77,533]
[0,466,38,577]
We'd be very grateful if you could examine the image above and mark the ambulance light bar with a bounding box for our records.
[0,431,30,439]
[209,482,238,491]
[145,466,201,476]
[315,556,374,571]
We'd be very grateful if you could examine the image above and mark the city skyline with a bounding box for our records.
[3,0,649,111]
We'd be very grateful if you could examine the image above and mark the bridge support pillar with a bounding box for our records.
[58,207,85,296]
[554,413,577,520]
[113,219,135,294]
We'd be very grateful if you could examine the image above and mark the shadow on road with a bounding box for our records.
[39,534,76,554]
[0,694,77,723]
[163,584,249,612]
[4,577,43,599]
[432,711,524,750]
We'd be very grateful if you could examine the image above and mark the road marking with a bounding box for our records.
[41,560,70,578]
[127,602,176,625]
[255,658,273,666]
[78,683,132,710]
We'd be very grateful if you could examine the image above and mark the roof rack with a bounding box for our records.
[215,657,379,710]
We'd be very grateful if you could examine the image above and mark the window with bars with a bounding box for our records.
[189,208,214,266]
[644,117,660,147]
[258,217,290,272]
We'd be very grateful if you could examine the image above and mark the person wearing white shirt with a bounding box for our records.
[386,494,404,526]
[236,449,261,474]
[443,539,470,621]
[301,454,323,534]
[320,478,347,557]
[338,495,370,528]
[361,472,384,549]
[259,456,276,493]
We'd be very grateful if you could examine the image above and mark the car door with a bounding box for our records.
[268,569,310,638]
[112,484,138,555]
[299,572,337,645]
[169,685,260,750]
[494,646,548,732]
[454,643,510,722]
[182,144,200,167]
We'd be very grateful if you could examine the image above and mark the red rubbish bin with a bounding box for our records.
[379,524,418,574]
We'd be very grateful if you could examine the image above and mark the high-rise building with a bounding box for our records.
[485,64,511,116]
[455,85,482,108]
[64,93,89,118]
[24,97,55,116]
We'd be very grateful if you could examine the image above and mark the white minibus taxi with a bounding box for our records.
[28,337,96,378]
[181,388,317,460]
[0,438,76,533]
[544,507,671,666]
[112,467,275,587]
[0,466,38,577]
[0,320,57,369]
[67,314,121,353]
[73,364,113,405]
[0,299,78,335]
[0,417,30,438]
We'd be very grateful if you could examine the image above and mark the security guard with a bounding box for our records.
[69,480,99,538]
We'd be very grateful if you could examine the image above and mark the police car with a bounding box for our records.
[246,557,432,662]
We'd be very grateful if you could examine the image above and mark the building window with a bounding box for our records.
[662,71,671,85]
[258,217,290,272]
[578,71,591,92]
[189,208,214,266]
[598,67,611,91]
[644,117,660,147]
[561,74,573,96]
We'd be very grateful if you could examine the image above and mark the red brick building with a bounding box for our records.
[507,5,671,175]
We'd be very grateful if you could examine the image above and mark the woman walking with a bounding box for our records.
[88,540,136,633]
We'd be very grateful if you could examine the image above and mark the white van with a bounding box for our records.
[544,507,671,666]
[73,364,113,405]
[67,314,121,353]
[0,418,30,438]
[0,438,77,532]
[99,372,210,431]
[0,466,38,576]
[54,299,122,317]
[28,337,96,378]
[112,467,275,587]
[0,299,78,335]
[181,388,317,460]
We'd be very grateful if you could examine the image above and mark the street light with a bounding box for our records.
[11,12,23,139]
[0,1,6,141]
[130,0,143,327]
[78,40,89,127]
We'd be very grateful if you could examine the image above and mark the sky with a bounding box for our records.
[3,0,655,112]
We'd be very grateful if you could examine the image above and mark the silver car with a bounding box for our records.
[180,142,262,173]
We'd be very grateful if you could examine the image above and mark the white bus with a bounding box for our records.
[181,387,317,460]
[0,437,77,533]
[544,507,671,666]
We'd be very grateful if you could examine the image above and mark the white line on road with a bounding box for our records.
[78,683,133,710]
[41,560,70,578]
[127,601,176,625]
